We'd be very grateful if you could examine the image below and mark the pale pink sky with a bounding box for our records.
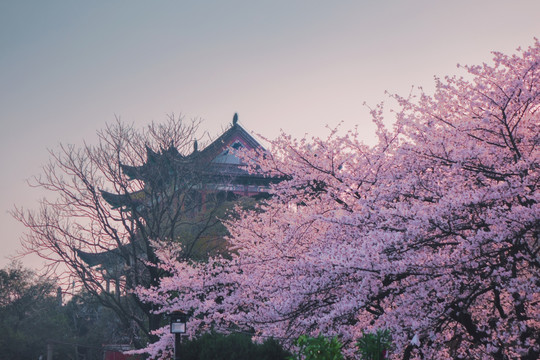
[1,0,539,269]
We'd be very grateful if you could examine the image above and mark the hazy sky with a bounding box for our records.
[1,1,539,269]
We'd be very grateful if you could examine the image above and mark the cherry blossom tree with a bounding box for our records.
[137,41,539,359]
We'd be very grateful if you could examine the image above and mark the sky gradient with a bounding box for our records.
[1,0,539,269]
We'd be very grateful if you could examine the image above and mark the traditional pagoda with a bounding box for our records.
[100,113,274,210]
[77,114,278,290]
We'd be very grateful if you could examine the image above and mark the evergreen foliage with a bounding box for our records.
[356,330,392,360]
[289,335,344,360]
[0,262,127,360]
[179,332,290,360]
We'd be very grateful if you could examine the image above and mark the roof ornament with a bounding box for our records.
[146,145,159,163]
[232,113,238,126]
[193,139,198,153]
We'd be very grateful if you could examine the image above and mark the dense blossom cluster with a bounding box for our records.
[137,42,539,359]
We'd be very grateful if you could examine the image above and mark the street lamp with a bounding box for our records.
[170,311,188,334]
[170,311,189,360]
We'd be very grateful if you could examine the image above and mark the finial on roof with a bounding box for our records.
[232,113,238,125]
[146,145,158,162]
[193,139,198,153]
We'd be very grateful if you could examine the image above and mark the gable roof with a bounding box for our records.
[196,119,264,162]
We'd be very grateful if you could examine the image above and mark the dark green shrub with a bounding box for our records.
[288,335,344,360]
[356,329,392,360]
[179,332,290,360]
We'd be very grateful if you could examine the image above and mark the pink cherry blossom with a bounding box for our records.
[136,41,540,359]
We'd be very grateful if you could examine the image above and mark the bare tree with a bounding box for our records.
[13,115,235,346]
